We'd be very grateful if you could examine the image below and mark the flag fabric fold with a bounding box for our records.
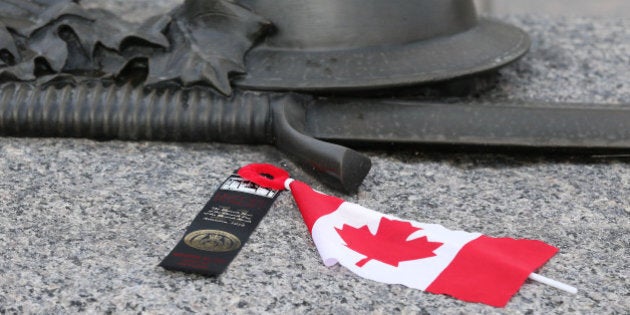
[238,164,559,307]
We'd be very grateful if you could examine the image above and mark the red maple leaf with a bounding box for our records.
[336,217,443,267]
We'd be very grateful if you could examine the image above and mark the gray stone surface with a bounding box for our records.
[475,0,630,18]
[1,1,629,314]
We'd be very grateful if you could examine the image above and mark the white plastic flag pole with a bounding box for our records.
[529,273,578,294]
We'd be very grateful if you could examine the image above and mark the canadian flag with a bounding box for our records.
[238,164,562,307]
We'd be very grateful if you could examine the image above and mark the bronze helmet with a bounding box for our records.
[234,0,530,92]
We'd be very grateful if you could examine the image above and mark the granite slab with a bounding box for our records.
[0,1,628,314]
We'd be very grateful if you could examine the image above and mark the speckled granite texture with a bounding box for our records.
[1,1,629,314]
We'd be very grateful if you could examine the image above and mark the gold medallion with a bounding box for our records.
[184,230,242,252]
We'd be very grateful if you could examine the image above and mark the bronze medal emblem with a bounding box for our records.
[184,230,242,252]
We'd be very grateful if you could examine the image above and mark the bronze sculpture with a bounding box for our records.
[0,0,628,191]
[234,0,529,91]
